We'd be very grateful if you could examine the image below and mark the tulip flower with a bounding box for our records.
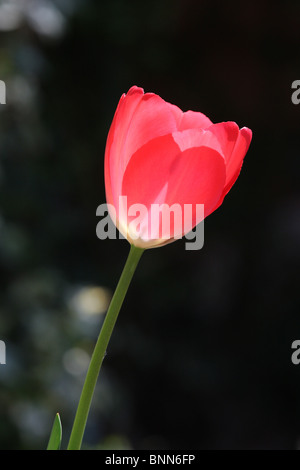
[67,87,252,450]
[105,86,252,248]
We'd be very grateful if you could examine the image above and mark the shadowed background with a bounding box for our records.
[0,0,299,450]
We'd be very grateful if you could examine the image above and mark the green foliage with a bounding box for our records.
[47,414,62,450]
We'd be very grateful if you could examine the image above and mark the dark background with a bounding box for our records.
[0,0,299,450]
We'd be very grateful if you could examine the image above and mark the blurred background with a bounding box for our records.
[0,0,299,450]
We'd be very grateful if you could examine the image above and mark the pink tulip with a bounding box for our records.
[105,86,252,249]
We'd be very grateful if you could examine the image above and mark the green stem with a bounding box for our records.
[67,244,144,450]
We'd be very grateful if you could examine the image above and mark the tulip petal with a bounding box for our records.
[172,128,223,155]
[121,131,226,243]
[123,92,179,165]
[178,110,213,131]
[223,126,252,194]
[208,122,239,183]
[208,122,252,189]
[162,103,213,132]
[105,86,144,206]
[105,86,180,206]
[209,126,252,212]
